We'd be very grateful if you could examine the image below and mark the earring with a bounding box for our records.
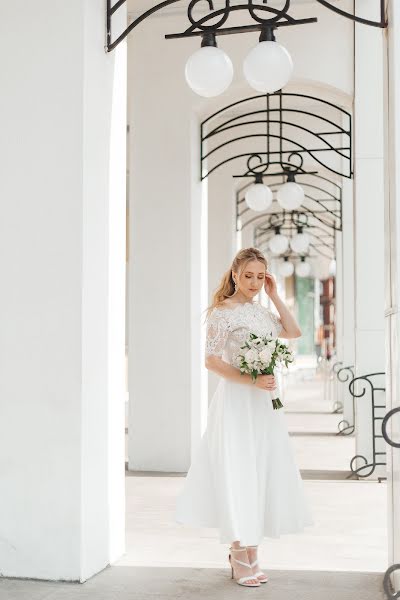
[234,280,238,292]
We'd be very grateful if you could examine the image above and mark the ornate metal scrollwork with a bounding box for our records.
[383,563,400,599]
[315,0,387,29]
[335,366,355,435]
[237,167,342,260]
[106,1,387,52]
[186,0,231,32]
[382,407,400,598]
[247,0,291,26]
[382,406,400,448]
[329,361,343,412]
[201,92,352,181]
[346,373,386,479]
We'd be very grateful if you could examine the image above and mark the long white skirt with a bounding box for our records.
[174,377,315,546]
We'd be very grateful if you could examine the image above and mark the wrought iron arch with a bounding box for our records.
[236,170,342,231]
[254,217,335,260]
[201,92,352,180]
[107,1,387,52]
[236,170,341,260]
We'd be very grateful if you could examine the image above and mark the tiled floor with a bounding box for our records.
[119,369,388,575]
[0,366,388,598]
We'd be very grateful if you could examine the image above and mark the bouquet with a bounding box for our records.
[234,332,294,410]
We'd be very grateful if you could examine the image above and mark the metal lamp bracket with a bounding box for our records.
[106,1,387,53]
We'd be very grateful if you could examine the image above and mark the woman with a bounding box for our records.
[174,247,314,587]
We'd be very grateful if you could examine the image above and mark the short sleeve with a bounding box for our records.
[205,309,231,358]
[265,307,283,338]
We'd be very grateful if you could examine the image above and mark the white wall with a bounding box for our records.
[0,0,126,581]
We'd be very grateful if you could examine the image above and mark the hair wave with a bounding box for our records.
[204,247,268,320]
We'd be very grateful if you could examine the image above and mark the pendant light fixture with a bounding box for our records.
[268,226,289,254]
[245,173,273,212]
[295,256,312,277]
[277,171,305,210]
[185,32,233,97]
[243,26,293,94]
[290,226,311,254]
[279,256,294,278]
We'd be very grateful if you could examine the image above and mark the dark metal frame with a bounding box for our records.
[201,92,352,181]
[315,0,387,29]
[238,170,341,261]
[346,373,386,479]
[383,564,400,600]
[335,365,355,435]
[382,406,400,599]
[331,360,344,413]
[106,1,387,52]
[254,213,336,260]
[382,406,400,448]
[237,171,342,230]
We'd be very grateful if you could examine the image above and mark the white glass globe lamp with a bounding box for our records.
[268,227,289,254]
[290,227,310,253]
[295,257,311,277]
[245,174,273,212]
[279,257,294,278]
[185,33,233,97]
[243,27,293,94]
[277,172,304,210]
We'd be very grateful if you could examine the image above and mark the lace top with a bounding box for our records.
[205,301,283,365]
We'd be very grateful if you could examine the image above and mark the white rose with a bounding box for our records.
[234,355,243,368]
[259,348,272,365]
[266,338,276,350]
[244,349,258,364]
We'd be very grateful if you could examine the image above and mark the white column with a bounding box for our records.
[336,178,356,429]
[127,15,195,472]
[207,168,237,400]
[0,1,126,581]
[353,1,386,479]
[384,0,400,589]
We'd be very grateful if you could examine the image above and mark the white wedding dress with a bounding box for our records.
[174,300,314,546]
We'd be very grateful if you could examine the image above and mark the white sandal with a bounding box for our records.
[246,545,269,583]
[228,546,261,587]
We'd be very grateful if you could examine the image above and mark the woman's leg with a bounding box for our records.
[245,545,269,582]
[229,541,259,585]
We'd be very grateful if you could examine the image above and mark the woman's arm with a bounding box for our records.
[205,355,252,384]
[269,294,301,339]
[264,273,302,339]
[205,355,276,390]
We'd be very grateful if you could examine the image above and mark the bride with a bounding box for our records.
[175,247,314,587]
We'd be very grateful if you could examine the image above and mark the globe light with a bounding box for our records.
[295,259,311,277]
[185,34,233,97]
[268,228,289,254]
[245,175,273,211]
[277,172,304,210]
[329,258,337,276]
[290,228,310,253]
[279,258,294,278]
[243,28,293,94]
[313,257,331,280]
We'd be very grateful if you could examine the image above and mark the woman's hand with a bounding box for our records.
[253,374,276,391]
[264,272,278,299]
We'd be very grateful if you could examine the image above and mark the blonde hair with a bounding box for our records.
[205,247,268,319]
